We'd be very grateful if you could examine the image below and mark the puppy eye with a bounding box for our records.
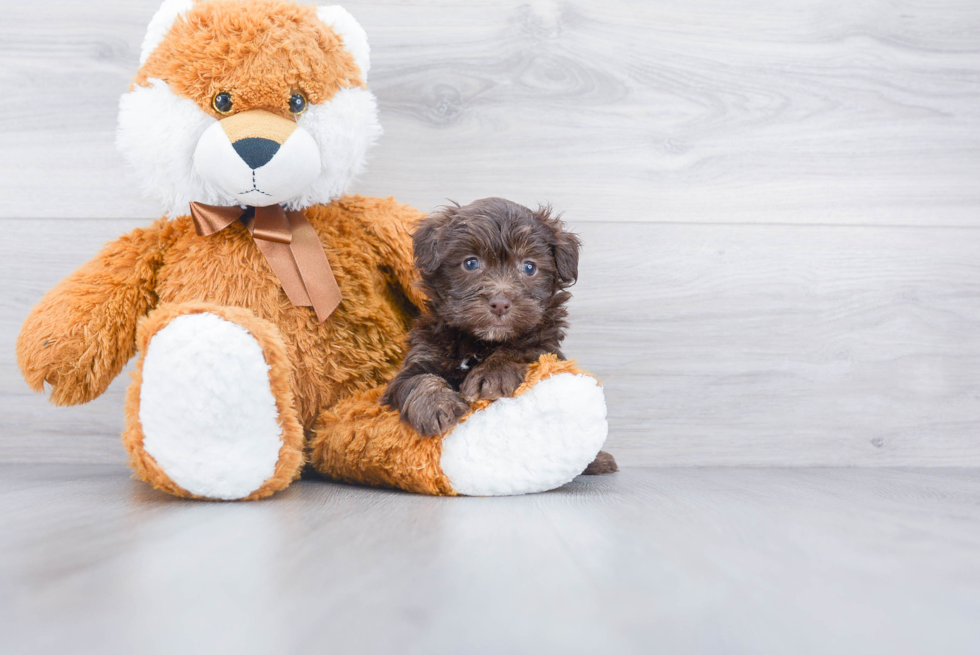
[288,92,308,115]
[212,91,233,115]
[522,261,537,276]
[462,257,480,271]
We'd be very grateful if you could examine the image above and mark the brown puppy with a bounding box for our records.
[382,197,617,474]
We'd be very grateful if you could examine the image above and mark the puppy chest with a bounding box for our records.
[440,353,482,391]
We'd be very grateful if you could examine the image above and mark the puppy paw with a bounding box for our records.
[461,361,528,403]
[403,376,470,436]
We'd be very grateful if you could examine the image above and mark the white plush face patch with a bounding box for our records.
[193,113,323,208]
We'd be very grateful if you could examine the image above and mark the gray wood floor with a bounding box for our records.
[2,464,979,655]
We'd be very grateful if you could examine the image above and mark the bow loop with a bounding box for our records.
[189,203,241,237]
[188,202,342,322]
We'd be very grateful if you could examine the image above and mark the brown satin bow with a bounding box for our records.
[189,202,342,322]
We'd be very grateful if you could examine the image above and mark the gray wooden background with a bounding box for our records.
[2,0,979,466]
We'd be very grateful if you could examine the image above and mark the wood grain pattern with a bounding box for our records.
[0,0,978,223]
[2,1,979,467]
[4,219,979,466]
[567,221,980,466]
[2,465,979,654]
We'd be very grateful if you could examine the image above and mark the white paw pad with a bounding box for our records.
[139,313,283,500]
[440,373,608,496]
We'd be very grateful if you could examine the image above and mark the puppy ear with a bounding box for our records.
[413,206,457,277]
[536,205,581,286]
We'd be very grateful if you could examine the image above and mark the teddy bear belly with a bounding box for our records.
[153,275,412,427]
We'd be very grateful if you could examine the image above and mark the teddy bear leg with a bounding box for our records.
[309,386,457,495]
[123,303,305,500]
[310,355,608,496]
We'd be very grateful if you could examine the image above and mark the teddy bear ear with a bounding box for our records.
[140,0,196,65]
[139,3,372,81]
[316,5,371,82]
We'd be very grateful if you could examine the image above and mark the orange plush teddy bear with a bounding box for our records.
[16,0,609,500]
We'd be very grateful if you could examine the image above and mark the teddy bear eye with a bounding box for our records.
[522,261,537,276]
[462,257,480,271]
[288,92,308,115]
[212,91,233,115]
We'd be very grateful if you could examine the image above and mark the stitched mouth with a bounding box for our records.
[238,171,273,197]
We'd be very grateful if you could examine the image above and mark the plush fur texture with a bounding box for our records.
[140,0,196,65]
[136,1,364,113]
[120,0,381,216]
[17,223,167,406]
[441,365,608,496]
[139,313,286,499]
[316,5,370,81]
[18,197,425,422]
[117,79,223,215]
[125,304,306,500]
[118,82,381,215]
[311,386,456,496]
[142,2,371,82]
[312,354,605,496]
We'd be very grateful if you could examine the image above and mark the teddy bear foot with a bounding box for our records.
[123,304,305,500]
[311,355,608,496]
[439,369,608,496]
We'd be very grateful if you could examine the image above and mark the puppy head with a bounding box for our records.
[117,0,382,217]
[413,197,581,342]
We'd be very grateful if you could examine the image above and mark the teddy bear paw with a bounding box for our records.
[136,312,291,500]
[439,372,608,496]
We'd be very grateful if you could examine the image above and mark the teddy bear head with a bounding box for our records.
[117,0,382,217]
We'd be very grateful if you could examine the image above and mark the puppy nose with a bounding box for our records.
[232,137,280,170]
[489,296,512,316]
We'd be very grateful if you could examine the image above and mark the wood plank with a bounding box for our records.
[565,221,980,466]
[3,218,979,466]
[2,465,979,653]
[1,0,979,224]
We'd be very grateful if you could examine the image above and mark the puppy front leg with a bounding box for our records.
[385,372,469,437]
[460,353,530,403]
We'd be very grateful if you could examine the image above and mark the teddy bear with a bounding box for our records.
[15,0,609,500]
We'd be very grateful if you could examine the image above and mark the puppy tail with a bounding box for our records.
[582,450,619,475]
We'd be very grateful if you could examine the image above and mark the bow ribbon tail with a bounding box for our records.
[286,210,343,322]
[189,201,343,323]
[250,232,313,307]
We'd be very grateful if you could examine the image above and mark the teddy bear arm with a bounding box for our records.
[16,224,170,406]
[358,198,429,310]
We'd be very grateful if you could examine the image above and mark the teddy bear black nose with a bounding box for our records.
[232,137,281,170]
